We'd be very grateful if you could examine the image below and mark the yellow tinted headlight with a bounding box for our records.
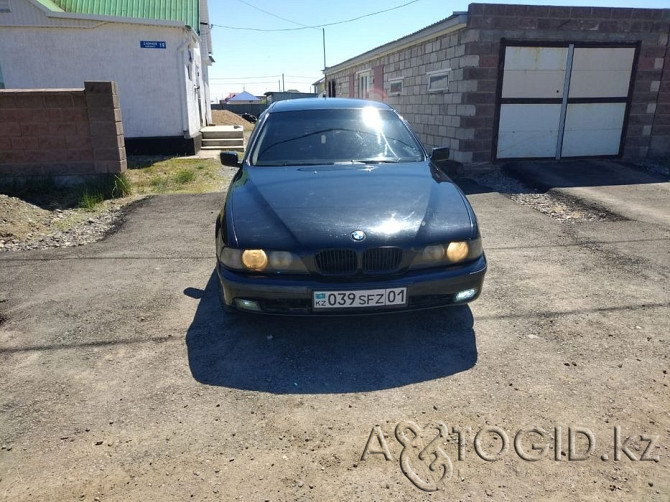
[241,249,268,271]
[446,241,469,262]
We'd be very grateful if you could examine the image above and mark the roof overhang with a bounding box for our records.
[325,12,468,74]
[27,0,190,31]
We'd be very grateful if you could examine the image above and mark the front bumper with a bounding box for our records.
[216,254,487,315]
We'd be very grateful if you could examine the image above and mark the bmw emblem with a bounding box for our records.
[351,230,366,242]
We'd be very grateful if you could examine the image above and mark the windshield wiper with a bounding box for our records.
[350,159,401,164]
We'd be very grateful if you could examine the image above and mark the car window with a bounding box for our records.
[250,108,424,166]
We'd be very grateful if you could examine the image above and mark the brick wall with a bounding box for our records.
[0,81,126,182]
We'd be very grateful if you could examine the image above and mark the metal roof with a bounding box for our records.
[51,0,199,32]
[33,0,65,11]
[228,91,261,102]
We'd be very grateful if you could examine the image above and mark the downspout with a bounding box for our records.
[176,30,196,137]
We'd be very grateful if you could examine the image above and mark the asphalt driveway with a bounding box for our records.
[1,164,669,500]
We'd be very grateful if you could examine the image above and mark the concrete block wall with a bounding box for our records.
[650,34,670,158]
[327,30,475,163]
[85,81,126,174]
[0,81,126,181]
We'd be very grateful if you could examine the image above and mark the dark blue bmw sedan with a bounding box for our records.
[215,98,486,314]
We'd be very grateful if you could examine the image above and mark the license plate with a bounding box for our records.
[313,288,407,309]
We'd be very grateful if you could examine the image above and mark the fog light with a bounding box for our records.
[455,288,477,302]
[235,299,262,312]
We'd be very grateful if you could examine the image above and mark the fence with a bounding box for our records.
[0,81,125,184]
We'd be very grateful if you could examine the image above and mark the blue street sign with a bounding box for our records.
[140,41,167,49]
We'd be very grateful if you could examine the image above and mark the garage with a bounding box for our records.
[495,41,639,160]
[324,4,669,164]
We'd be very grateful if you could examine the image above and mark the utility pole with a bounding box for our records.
[323,28,327,97]
[282,73,285,92]
[323,28,327,69]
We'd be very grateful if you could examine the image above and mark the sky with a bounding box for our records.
[207,0,669,101]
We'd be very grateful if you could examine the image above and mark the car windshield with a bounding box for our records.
[249,107,425,166]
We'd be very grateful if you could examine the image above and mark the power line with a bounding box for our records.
[235,0,312,28]
[212,0,421,32]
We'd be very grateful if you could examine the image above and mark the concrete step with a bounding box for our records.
[203,131,244,140]
[201,145,245,152]
[202,138,244,148]
[201,125,244,140]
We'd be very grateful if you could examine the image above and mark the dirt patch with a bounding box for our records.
[474,170,625,223]
[212,110,255,131]
[1,156,236,252]
[0,194,142,252]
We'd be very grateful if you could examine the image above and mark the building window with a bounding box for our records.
[0,64,4,89]
[389,78,403,96]
[427,69,450,92]
[0,0,9,13]
[357,71,371,99]
[327,80,336,98]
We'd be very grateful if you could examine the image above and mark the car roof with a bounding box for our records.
[267,98,393,113]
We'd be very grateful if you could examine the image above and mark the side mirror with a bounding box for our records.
[430,147,462,177]
[430,147,451,163]
[220,151,241,168]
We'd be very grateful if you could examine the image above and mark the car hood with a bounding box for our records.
[229,163,475,249]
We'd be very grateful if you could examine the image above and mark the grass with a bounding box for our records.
[174,168,196,184]
[1,173,132,211]
[1,156,228,245]
[125,157,224,195]
[75,173,132,210]
[1,156,225,220]
[78,189,104,210]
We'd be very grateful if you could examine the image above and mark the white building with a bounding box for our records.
[0,0,214,154]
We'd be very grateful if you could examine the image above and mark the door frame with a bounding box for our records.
[492,39,641,162]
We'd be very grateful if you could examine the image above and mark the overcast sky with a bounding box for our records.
[207,0,668,100]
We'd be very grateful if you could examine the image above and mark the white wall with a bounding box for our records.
[0,2,206,139]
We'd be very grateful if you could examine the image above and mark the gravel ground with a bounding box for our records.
[0,194,142,252]
[1,189,668,501]
[473,170,624,223]
[1,167,625,256]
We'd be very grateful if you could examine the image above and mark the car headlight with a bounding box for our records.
[411,237,483,269]
[446,241,469,262]
[242,249,268,271]
[221,247,307,273]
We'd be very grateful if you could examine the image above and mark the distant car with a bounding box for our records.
[241,113,257,123]
[215,98,486,314]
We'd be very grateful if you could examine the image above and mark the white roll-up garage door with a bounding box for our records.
[495,42,638,160]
